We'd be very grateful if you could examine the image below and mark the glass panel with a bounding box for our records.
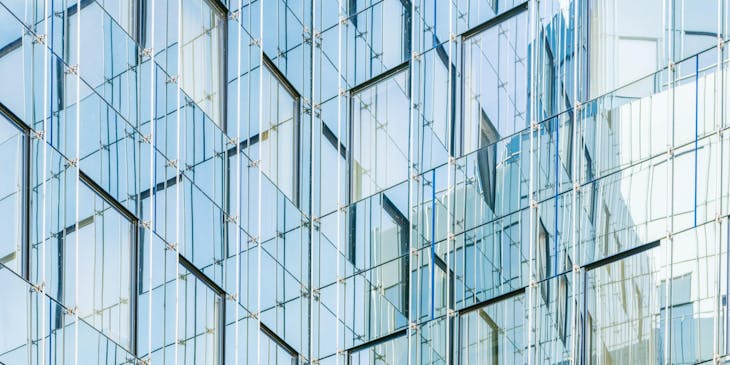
[179,264,222,364]
[347,185,409,342]
[349,332,408,365]
[261,325,298,365]
[586,244,666,364]
[588,0,664,98]
[245,62,300,205]
[351,69,409,201]
[459,293,525,365]
[72,182,133,349]
[0,114,25,275]
[348,0,411,84]
[462,9,528,154]
[180,0,225,128]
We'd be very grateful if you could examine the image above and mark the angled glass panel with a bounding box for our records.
[261,324,299,365]
[180,0,226,128]
[348,0,411,84]
[585,244,666,364]
[459,293,525,365]
[351,69,409,201]
[72,182,134,350]
[179,263,223,364]
[588,0,664,98]
[0,113,25,275]
[348,332,408,365]
[462,9,527,154]
[245,61,300,206]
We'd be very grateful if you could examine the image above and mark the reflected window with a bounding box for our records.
[476,111,499,212]
[97,0,138,39]
[320,122,348,214]
[179,0,226,128]
[588,0,663,97]
[479,309,499,365]
[560,96,573,179]
[0,113,26,276]
[601,203,610,258]
[660,274,695,364]
[537,219,549,303]
[51,181,135,350]
[245,58,300,206]
[459,293,525,364]
[542,39,555,118]
[462,9,527,154]
[672,0,717,60]
[351,69,409,201]
[347,190,410,339]
[586,243,663,364]
[0,8,25,118]
[557,257,570,344]
[348,0,411,84]
[583,146,595,223]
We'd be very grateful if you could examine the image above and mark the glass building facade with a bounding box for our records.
[0,0,730,364]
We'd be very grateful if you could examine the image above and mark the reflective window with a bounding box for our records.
[462,9,527,154]
[672,0,717,61]
[0,5,25,118]
[588,0,663,97]
[245,59,300,206]
[459,293,525,364]
[541,40,555,119]
[96,0,138,39]
[348,186,409,338]
[0,113,25,275]
[179,262,223,364]
[348,0,411,84]
[180,0,226,128]
[537,219,549,303]
[49,181,135,350]
[349,331,408,365]
[261,323,298,365]
[585,244,665,364]
[348,188,409,339]
[351,69,409,201]
[475,113,498,212]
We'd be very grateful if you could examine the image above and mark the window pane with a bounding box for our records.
[180,0,225,128]
[459,294,525,365]
[245,62,299,205]
[349,333,408,365]
[71,183,133,349]
[588,0,663,98]
[462,10,527,154]
[348,186,410,341]
[179,264,222,364]
[0,114,24,275]
[349,0,411,84]
[351,70,409,201]
[586,245,665,364]
[261,325,298,365]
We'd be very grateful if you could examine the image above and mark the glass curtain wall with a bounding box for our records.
[0,0,729,364]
